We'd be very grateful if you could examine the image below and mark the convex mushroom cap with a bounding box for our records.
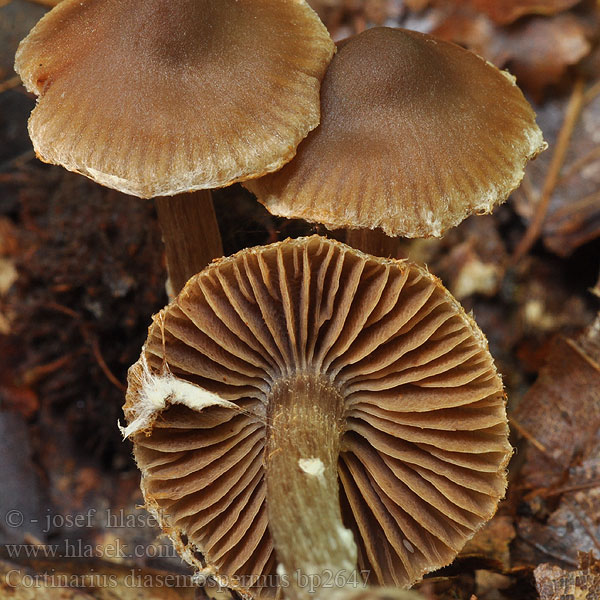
[15,0,334,197]
[123,235,511,599]
[245,27,546,238]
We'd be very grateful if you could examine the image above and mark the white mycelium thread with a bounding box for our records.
[119,354,239,439]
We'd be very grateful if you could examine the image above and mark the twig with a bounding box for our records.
[565,337,600,373]
[23,353,75,386]
[88,334,126,392]
[0,75,21,94]
[50,300,128,392]
[0,150,36,174]
[509,415,548,453]
[547,190,600,223]
[539,479,600,498]
[512,77,586,263]
[584,79,600,106]
[45,301,80,319]
[557,146,600,187]
[519,173,537,211]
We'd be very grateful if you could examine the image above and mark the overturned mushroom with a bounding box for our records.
[15,0,334,291]
[123,235,512,599]
[245,27,545,246]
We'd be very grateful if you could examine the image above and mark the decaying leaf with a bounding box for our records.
[434,11,591,101]
[362,0,404,24]
[461,516,516,571]
[514,314,600,566]
[514,80,600,256]
[474,570,513,600]
[515,313,600,490]
[534,552,600,600]
[457,0,581,25]
[430,216,507,301]
[517,482,600,567]
[501,14,590,100]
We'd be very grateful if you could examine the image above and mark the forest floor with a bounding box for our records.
[0,1,599,599]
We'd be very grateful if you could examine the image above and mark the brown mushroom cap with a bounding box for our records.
[15,0,334,198]
[123,235,511,598]
[244,27,546,237]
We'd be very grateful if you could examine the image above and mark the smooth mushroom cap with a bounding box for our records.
[15,0,334,198]
[123,235,511,598]
[245,27,546,238]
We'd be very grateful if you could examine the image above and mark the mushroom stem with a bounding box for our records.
[155,191,223,295]
[345,229,400,259]
[265,374,359,600]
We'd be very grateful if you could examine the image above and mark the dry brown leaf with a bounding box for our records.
[501,14,590,100]
[433,11,591,101]
[458,0,581,25]
[460,516,516,571]
[514,315,600,566]
[515,313,600,490]
[514,80,600,256]
[431,216,507,300]
[517,482,600,566]
[534,552,600,599]
[474,571,512,600]
[363,0,404,24]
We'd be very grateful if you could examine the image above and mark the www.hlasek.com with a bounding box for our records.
[3,539,177,561]
[4,568,372,592]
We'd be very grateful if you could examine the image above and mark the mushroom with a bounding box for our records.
[123,235,512,599]
[244,27,546,254]
[14,0,334,292]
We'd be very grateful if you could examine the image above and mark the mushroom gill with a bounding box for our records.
[123,235,512,599]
